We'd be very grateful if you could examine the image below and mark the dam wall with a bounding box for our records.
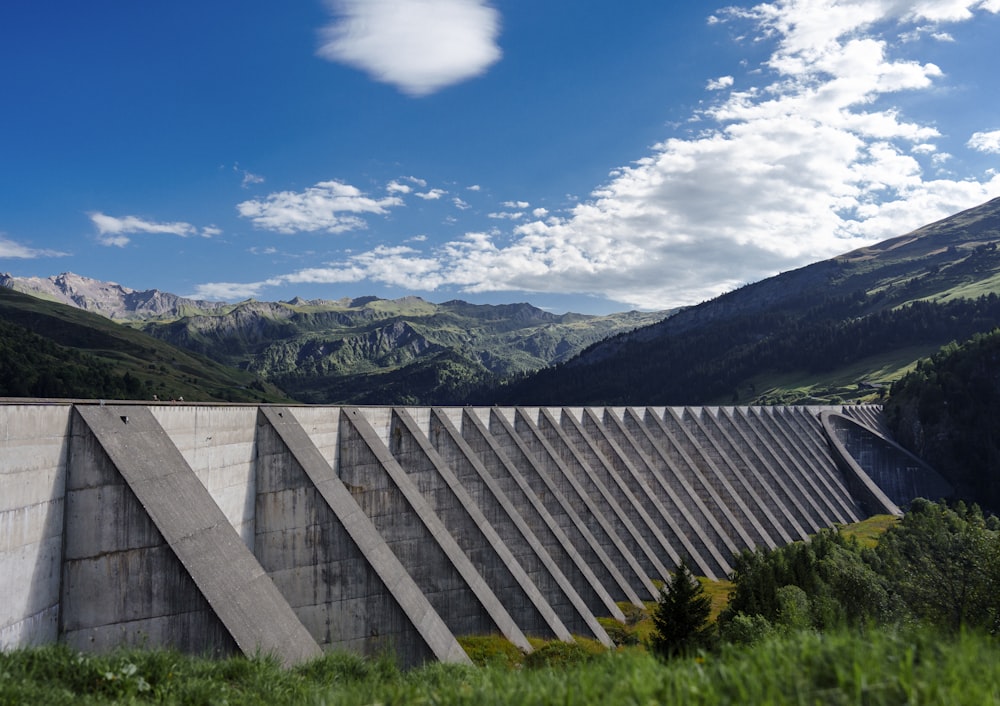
[0,402,948,667]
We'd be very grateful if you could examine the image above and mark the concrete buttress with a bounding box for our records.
[1,401,943,664]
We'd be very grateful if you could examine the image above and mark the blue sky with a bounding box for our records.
[2,0,999,314]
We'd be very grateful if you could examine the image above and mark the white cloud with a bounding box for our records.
[432,0,1000,308]
[968,130,1000,153]
[467,184,481,191]
[0,235,67,259]
[387,180,413,194]
[317,0,502,97]
[89,212,214,247]
[502,200,529,208]
[236,180,404,234]
[416,188,447,200]
[234,164,264,188]
[188,280,279,301]
[277,245,445,290]
[707,75,734,90]
[201,0,1000,309]
[453,197,471,210]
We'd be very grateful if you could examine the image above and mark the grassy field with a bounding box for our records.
[3,517,922,704]
[4,627,1000,705]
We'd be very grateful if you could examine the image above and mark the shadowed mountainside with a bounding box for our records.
[0,287,291,403]
[484,197,1000,407]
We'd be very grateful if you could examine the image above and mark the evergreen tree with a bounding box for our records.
[649,559,713,658]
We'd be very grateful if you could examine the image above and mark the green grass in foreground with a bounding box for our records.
[5,627,1000,705]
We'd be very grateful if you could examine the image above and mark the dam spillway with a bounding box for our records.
[1,402,948,667]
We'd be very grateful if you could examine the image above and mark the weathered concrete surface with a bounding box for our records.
[1,401,931,665]
[0,405,72,649]
[390,408,570,642]
[341,408,530,651]
[149,406,259,548]
[429,408,610,644]
[460,408,625,621]
[256,406,468,666]
[822,412,951,514]
[71,405,320,667]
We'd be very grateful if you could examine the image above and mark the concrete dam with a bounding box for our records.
[1,401,950,667]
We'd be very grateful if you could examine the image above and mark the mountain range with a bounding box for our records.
[0,272,666,404]
[4,196,1000,407]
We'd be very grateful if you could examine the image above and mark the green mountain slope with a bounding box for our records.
[486,197,1000,406]
[137,296,665,405]
[885,330,1000,510]
[0,287,292,403]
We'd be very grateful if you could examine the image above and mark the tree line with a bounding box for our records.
[0,318,148,399]
[885,328,1000,511]
[651,499,1000,659]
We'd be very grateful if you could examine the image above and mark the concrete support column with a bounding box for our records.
[512,408,653,603]
[642,408,767,550]
[594,408,730,579]
[460,409,624,622]
[562,408,684,575]
[340,408,529,647]
[256,407,467,666]
[389,408,562,643]
[67,405,320,667]
[429,409,609,645]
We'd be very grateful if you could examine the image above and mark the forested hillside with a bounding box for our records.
[0,318,147,399]
[482,198,1000,406]
[0,287,290,403]
[480,292,1000,406]
[885,329,1000,510]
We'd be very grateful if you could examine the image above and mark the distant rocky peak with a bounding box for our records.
[0,272,227,321]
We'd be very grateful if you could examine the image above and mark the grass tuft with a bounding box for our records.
[5,626,999,704]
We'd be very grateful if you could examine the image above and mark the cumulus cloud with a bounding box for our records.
[435,0,1000,308]
[188,280,279,301]
[201,0,1000,309]
[0,235,67,259]
[317,0,502,96]
[89,212,215,247]
[416,188,447,200]
[968,130,1000,153]
[236,180,404,234]
[707,75,734,90]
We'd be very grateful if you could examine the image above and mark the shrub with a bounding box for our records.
[523,641,592,670]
